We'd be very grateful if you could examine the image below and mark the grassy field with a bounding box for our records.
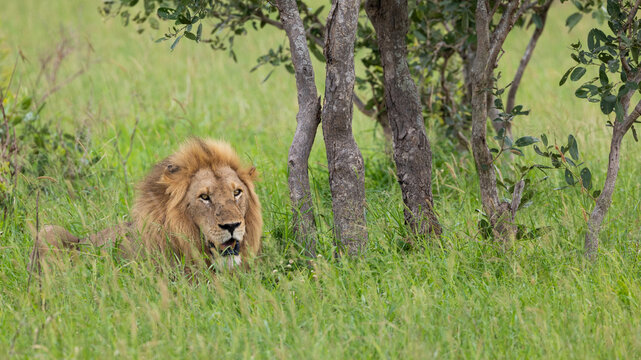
[1,1,641,359]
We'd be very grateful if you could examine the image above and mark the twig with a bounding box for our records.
[626,0,641,32]
[489,0,501,18]
[259,9,377,121]
[352,93,375,117]
[506,0,552,112]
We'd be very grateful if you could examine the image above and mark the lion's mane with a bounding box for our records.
[131,138,262,261]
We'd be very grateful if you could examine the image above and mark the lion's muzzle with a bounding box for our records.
[219,239,240,257]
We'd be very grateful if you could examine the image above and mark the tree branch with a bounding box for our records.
[489,0,501,18]
[506,0,552,112]
[488,1,520,67]
[353,93,375,117]
[258,12,377,122]
[274,0,322,255]
[626,0,641,32]
[623,97,641,132]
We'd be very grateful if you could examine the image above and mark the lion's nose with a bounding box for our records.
[219,222,241,234]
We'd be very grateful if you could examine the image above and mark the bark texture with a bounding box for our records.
[275,0,321,256]
[471,0,528,243]
[585,130,623,259]
[585,4,641,259]
[259,10,391,143]
[586,100,641,259]
[321,0,368,255]
[365,0,442,237]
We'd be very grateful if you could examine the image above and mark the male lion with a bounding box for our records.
[35,138,262,271]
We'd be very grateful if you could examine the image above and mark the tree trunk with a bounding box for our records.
[365,0,442,237]
[585,97,641,259]
[275,0,322,257]
[585,129,623,260]
[471,0,524,243]
[584,3,641,259]
[321,0,368,256]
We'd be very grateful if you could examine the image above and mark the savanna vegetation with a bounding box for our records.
[1,0,641,358]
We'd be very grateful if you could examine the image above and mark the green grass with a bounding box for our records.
[1,1,641,359]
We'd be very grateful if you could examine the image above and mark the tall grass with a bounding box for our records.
[1,1,640,359]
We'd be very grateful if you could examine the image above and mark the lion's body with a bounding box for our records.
[36,139,262,270]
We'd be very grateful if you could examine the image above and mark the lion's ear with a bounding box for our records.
[166,163,180,174]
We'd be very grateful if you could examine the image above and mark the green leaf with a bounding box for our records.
[197,23,202,41]
[592,189,601,198]
[619,82,638,98]
[503,135,513,148]
[149,18,159,30]
[515,136,539,147]
[566,12,583,31]
[309,44,325,62]
[588,30,596,51]
[570,67,586,81]
[184,31,197,41]
[560,67,573,86]
[615,100,624,122]
[607,0,621,20]
[494,97,504,110]
[541,134,548,147]
[565,169,576,185]
[170,35,183,51]
[600,94,616,114]
[580,167,592,190]
[157,7,176,20]
[177,15,191,25]
[568,134,579,161]
[575,86,590,98]
[533,144,547,156]
[599,64,608,86]
[509,147,524,156]
[588,28,607,51]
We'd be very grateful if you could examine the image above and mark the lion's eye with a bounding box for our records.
[234,189,242,197]
[199,194,210,201]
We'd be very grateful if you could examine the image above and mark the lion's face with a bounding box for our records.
[132,138,262,270]
[184,166,250,259]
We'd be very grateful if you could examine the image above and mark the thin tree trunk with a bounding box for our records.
[584,2,641,258]
[471,0,527,243]
[585,130,623,260]
[260,8,389,144]
[322,0,368,256]
[506,0,551,113]
[274,0,322,257]
[490,0,553,139]
[366,0,442,237]
[585,98,641,259]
